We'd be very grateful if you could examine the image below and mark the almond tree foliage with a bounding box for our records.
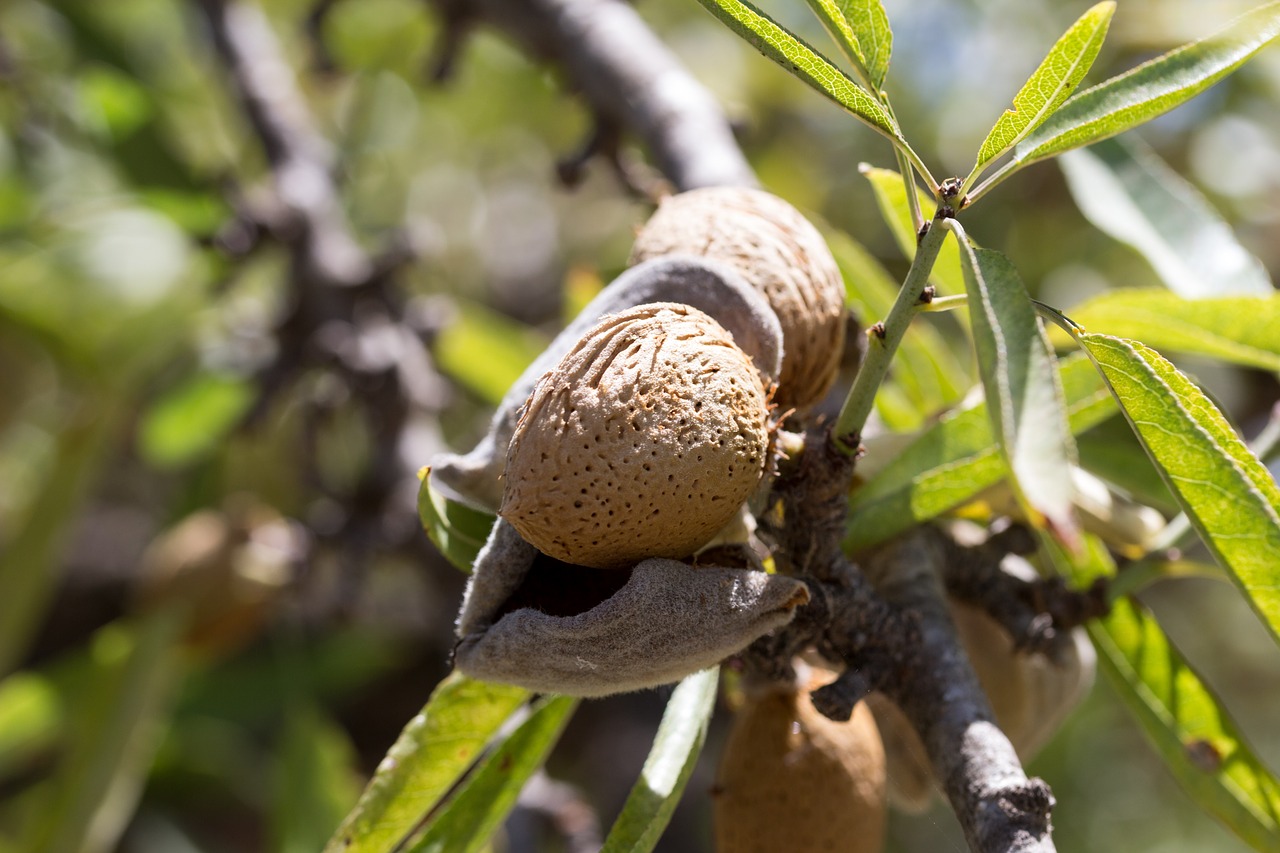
[1,1,1279,853]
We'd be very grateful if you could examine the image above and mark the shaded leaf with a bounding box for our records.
[1050,536,1280,852]
[324,674,530,853]
[1051,290,1280,371]
[274,706,362,853]
[21,612,185,853]
[406,695,578,853]
[846,353,1114,551]
[434,302,547,406]
[971,2,1114,176]
[601,668,719,852]
[828,230,969,428]
[862,166,965,295]
[1077,417,1178,515]
[692,0,903,142]
[1059,136,1273,297]
[1078,333,1280,649]
[1014,2,1280,168]
[956,242,1080,546]
[417,468,497,574]
[0,674,62,779]
[802,0,893,89]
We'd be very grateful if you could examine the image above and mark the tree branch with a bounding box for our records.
[448,0,758,192]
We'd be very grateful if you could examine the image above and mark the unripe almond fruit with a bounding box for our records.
[630,187,846,409]
[500,303,770,569]
[715,675,887,853]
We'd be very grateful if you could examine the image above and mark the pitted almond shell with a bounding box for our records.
[500,303,770,569]
[630,187,846,409]
[715,678,887,853]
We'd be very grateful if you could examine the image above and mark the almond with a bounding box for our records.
[630,187,846,409]
[500,303,770,569]
[715,674,887,853]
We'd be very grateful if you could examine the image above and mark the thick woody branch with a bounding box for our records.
[750,429,1059,853]
[449,0,758,192]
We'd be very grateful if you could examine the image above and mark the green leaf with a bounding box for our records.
[1078,333,1280,650]
[692,0,902,143]
[406,695,578,853]
[1059,136,1273,297]
[1052,291,1280,371]
[801,0,893,89]
[273,706,362,853]
[1050,536,1280,851]
[0,673,62,779]
[1014,2,1280,168]
[137,372,254,469]
[956,242,1080,546]
[21,611,185,853]
[1077,417,1178,515]
[970,2,1114,179]
[324,674,530,853]
[435,302,548,406]
[861,166,966,295]
[601,668,719,852]
[828,230,969,428]
[417,468,497,573]
[846,353,1114,552]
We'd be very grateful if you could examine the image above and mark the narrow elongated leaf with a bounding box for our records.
[1079,333,1280,649]
[1050,536,1280,852]
[862,166,965,295]
[407,695,578,853]
[601,668,719,853]
[1051,291,1280,371]
[417,468,496,573]
[1059,137,1273,297]
[0,674,61,777]
[692,0,902,142]
[21,612,185,853]
[956,242,1080,546]
[274,707,361,853]
[1015,2,1280,168]
[846,354,1114,551]
[972,2,1114,175]
[828,230,969,428]
[802,0,893,89]
[324,674,530,853]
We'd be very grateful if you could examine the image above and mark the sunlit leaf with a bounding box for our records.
[956,242,1080,547]
[692,0,903,143]
[1051,290,1280,371]
[1050,536,1280,852]
[846,354,1114,551]
[601,668,719,852]
[1013,2,1280,169]
[1078,333,1280,649]
[138,372,254,469]
[828,230,969,428]
[971,2,1114,178]
[1059,137,1273,297]
[861,166,965,295]
[325,674,530,853]
[802,0,893,89]
[417,468,497,574]
[20,612,186,853]
[434,302,547,406]
[406,695,578,853]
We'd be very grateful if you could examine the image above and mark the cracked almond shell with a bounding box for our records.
[499,303,770,569]
[630,187,846,409]
[715,675,887,853]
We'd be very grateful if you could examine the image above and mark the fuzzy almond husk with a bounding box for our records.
[630,187,846,410]
[500,303,770,569]
[715,676,887,853]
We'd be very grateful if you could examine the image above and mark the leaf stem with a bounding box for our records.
[833,209,955,453]
[962,156,1020,207]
